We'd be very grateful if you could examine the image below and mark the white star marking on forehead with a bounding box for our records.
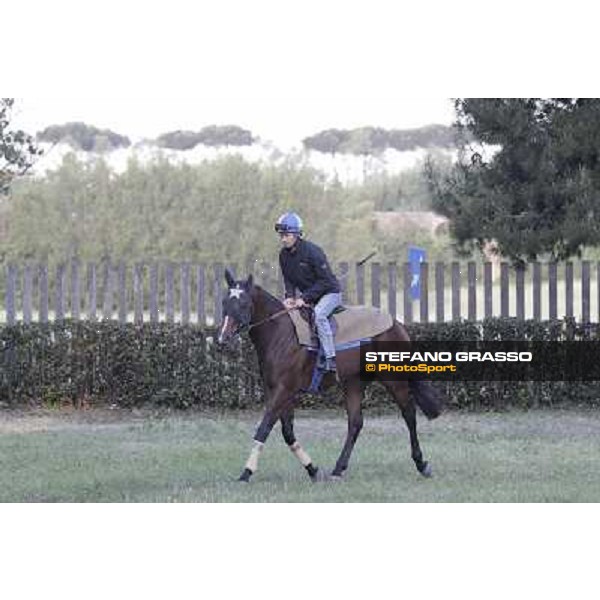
[229,287,244,299]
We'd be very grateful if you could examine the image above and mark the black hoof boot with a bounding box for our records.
[238,468,253,483]
[306,463,320,482]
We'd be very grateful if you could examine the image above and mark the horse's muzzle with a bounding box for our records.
[217,317,246,347]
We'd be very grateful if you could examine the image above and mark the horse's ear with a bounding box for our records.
[225,268,236,288]
[246,274,254,289]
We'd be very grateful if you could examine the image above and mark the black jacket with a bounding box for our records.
[279,238,340,304]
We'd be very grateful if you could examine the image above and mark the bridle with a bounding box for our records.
[221,304,299,340]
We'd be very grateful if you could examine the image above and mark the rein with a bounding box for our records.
[247,306,298,332]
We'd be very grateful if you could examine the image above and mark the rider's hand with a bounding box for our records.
[295,298,307,308]
[283,298,297,309]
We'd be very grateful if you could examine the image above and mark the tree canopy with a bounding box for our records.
[156,125,255,150]
[37,122,131,152]
[1,99,42,195]
[302,124,458,156]
[427,98,600,262]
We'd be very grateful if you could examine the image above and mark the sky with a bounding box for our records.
[6,1,597,151]
[7,0,463,151]
[13,98,457,149]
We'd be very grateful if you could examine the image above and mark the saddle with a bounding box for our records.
[291,304,393,394]
[289,304,393,351]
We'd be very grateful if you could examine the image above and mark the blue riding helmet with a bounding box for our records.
[275,212,303,236]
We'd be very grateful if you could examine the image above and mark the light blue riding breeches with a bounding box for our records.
[313,292,342,359]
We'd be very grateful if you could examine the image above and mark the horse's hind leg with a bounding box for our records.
[401,400,432,477]
[331,379,364,478]
[381,380,432,477]
[280,409,320,482]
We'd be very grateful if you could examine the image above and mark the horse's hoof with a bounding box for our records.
[328,471,345,482]
[419,462,433,478]
[238,468,252,483]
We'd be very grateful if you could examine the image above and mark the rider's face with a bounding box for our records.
[279,233,297,249]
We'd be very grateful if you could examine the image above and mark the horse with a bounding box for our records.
[217,269,443,483]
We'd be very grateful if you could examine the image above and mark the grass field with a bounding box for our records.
[2,407,600,502]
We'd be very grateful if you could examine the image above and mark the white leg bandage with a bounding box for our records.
[289,442,313,467]
[245,441,265,473]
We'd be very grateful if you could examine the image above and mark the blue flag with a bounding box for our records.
[408,246,427,300]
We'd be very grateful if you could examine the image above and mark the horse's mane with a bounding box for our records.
[251,284,284,315]
[248,284,297,350]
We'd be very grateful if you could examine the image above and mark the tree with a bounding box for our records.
[1,99,42,195]
[302,129,349,157]
[197,125,254,148]
[303,125,458,156]
[37,122,131,152]
[156,130,201,150]
[156,126,255,150]
[427,98,600,261]
[338,127,388,156]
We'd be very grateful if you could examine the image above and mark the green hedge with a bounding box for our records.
[405,317,600,411]
[1,318,600,411]
[0,321,262,410]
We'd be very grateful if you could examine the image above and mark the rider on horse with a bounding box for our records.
[275,212,342,373]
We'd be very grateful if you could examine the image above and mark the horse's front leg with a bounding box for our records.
[280,408,321,482]
[238,385,295,483]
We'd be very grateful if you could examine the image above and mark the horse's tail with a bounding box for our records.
[409,380,443,420]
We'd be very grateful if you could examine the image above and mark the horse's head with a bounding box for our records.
[217,268,254,346]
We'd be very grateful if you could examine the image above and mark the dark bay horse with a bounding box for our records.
[217,270,443,483]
